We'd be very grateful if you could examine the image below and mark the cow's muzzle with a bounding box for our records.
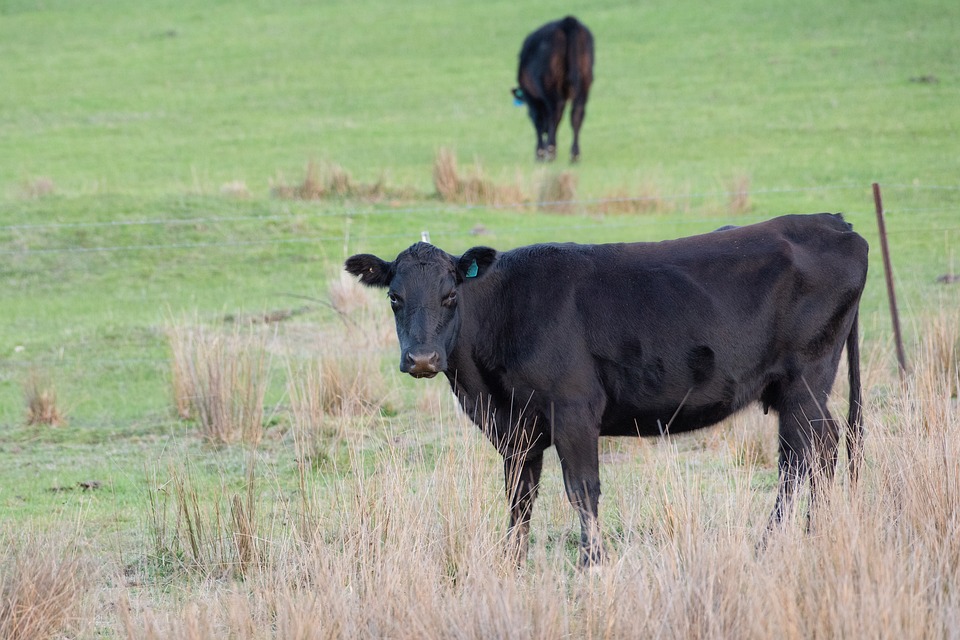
[403,351,441,379]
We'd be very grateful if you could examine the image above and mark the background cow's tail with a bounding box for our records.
[845,311,864,484]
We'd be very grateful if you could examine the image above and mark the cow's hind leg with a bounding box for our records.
[769,374,842,531]
[545,99,566,162]
[528,101,550,161]
[569,93,587,162]
[552,404,603,567]
[504,448,544,565]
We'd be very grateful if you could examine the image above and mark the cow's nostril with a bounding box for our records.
[406,351,440,374]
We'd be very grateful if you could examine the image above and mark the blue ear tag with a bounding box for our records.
[513,97,524,107]
[465,259,479,278]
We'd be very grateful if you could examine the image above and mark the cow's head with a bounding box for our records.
[345,242,497,378]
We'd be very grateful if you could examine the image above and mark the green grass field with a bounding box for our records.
[1,0,959,637]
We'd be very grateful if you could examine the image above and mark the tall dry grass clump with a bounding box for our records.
[326,269,397,351]
[286,350,387,466]
[0,531,92,640]
[167,320,271,444]
[727,173,752,213]
[917,308,960,399]
[18,176,55,199]
[146,454,266,579]
[432,147,460,201]
[593,182,674,215]
[432,148,525,206]
[23,369,66,427]
[271,160,389,201]
[536,170,578,212]
[219,180,251,199]
[286,272,394,468]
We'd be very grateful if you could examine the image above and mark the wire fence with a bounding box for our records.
[2,183,960,257]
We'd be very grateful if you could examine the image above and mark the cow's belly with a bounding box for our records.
[599,399,740,437]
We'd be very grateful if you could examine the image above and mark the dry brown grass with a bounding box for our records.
[118,334,960,638]
[166,320,271,444]
[724,409,777,469]
[23,369,66,427]
[146,454,266,579]
[18,176,55,199]
[21,313,960,638]
[536,170,578,213]
[432,148,526,206]
[285,273,395,467]
[592,181,675,215]
[219,180,251,199]
[286,349,387,464]
[918,308,960,398]
[727,173,752,213]
[0,531,92,639]
[327,269,374,316]
[271,160,395,201]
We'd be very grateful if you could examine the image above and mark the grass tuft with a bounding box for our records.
[23,369,66,427]
[921,308,960,398]
[18,176,55,199]
[219,180,251,199]
[432,148,525,205]
[536,170,578,212]
[166,320,271,444]
[0,531,92,640]
[271,160,395,201]
[727,173,752,214]
[146,454,265,579]
[593,181,674,214]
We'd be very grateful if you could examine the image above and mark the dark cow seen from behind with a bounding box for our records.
[512,16,594,162]
[345,214,868,567]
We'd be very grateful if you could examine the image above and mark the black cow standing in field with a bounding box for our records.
[512,16,594,162]
[345,213,868,567]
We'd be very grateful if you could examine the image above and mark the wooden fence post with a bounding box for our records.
[872,182,908,378]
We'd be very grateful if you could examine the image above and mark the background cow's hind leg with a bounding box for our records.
[527,101,550,161]
[569,93,587,162]
[545,99,566,162]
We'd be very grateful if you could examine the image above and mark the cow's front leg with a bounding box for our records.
[553,407,604,567]
[504,448,544,566]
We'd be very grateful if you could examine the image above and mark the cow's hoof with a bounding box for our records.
[578,544,605,569]
[570,153,580,164]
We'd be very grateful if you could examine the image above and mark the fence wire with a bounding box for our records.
[2,183,959,257]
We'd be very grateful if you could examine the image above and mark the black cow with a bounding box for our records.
[512,16,594,162]
[345,213,868,567]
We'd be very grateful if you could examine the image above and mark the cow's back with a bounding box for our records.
[517,16,593,99]
[457,213,867,437]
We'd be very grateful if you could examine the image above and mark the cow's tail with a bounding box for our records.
[845,310,864,485]
[560,16,586,92]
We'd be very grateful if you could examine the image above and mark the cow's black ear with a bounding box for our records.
[457,246,497,282]
[345,253,394,288]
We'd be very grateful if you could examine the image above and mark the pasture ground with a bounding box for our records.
[1,0,959,637]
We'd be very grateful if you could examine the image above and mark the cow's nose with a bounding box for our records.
[405,352,440,378]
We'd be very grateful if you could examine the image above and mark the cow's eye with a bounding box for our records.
[442,291,458,307]
[387,292,401,306]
